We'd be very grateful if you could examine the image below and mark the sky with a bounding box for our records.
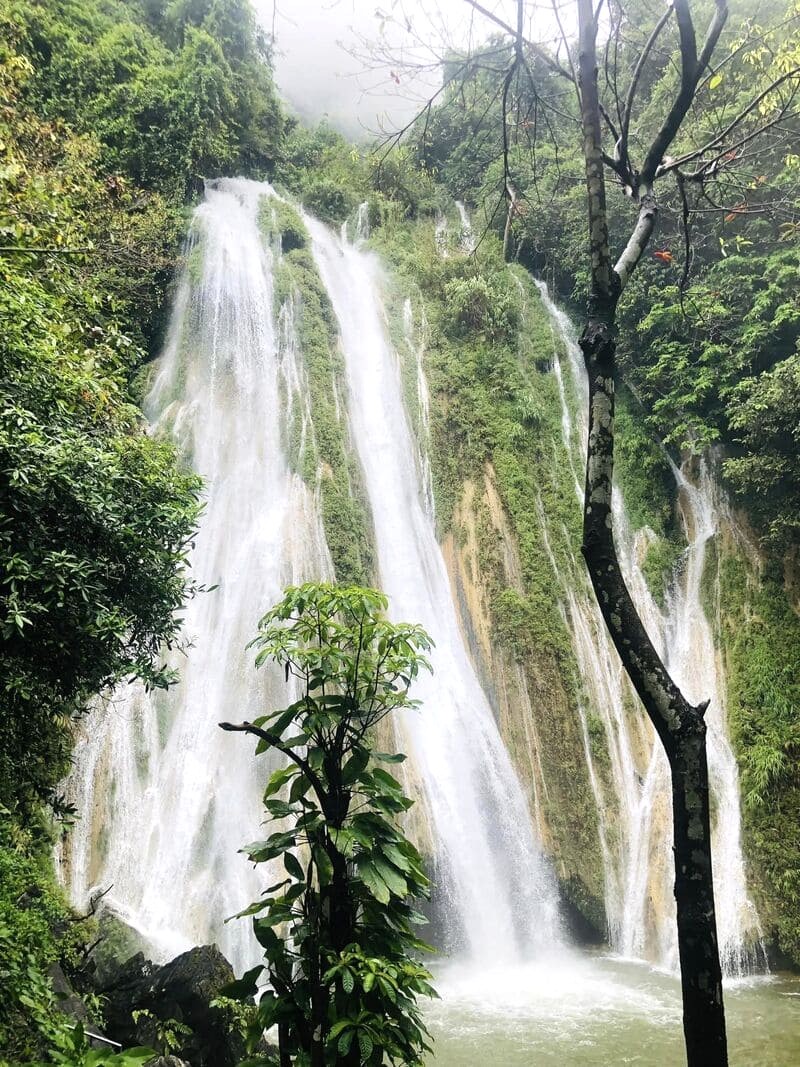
[254,1,563,139]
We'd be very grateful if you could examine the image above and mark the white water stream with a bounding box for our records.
[533,280,762,973]
[63,179,333,969]
[306,214,562,963]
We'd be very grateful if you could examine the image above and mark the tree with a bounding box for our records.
[0,39,203,815]
[370,1,799,1062]
[572,3,792,1062]
[220,583,438,1067]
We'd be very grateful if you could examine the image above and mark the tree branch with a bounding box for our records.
[640,0,728,185]
[463,0,575,82]
[219,720,325,798]
[661,66,800,175]
[618,4,674,175]
[577,0,614,301]
[614,189,658,288]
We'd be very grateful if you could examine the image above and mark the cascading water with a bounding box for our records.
[306,214,563,965]
[455,200,476,253]
[63,172,761,1009]
[532,279,763,973]
[64,182,561,977]
[62,178,333,970]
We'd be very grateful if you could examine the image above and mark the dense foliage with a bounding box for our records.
[0,0,286,1056]
[222,584,437,1066]
[6,0,285,197]
[413,0,800,552]
[0,31,203,818]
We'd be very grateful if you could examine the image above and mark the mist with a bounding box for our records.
[256,1,542,140]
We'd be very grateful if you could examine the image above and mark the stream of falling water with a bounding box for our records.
[62,179,333,970]
[533,280,763,974]
[307,213,562,965]
[64,182,561,975]
[64,179,763,1002]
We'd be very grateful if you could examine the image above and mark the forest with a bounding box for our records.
[0,0,798,1065]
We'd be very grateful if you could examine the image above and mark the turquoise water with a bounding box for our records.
[426,954,800,1065]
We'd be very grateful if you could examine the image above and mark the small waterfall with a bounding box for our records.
[434,210,449,257]
[455,200,476,253]
[354,200,370,241]
[306,216,563,964]
[63,179,333,969]
[665,461,764,973]
[533,280,762,972]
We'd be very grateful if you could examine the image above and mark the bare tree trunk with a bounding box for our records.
[579,312,728,1065]
[573,0,728,1055]
[672,726,728,1065]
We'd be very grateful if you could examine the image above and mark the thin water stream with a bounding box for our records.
[533,280,762,973]
[306,214,561,963]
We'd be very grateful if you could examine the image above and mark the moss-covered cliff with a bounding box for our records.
[704,521,800,965]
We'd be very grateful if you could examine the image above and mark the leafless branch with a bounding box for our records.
[618,4,674,176]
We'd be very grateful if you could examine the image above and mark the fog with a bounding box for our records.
[255,1,556,140]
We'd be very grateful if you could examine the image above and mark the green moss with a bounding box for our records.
[185,237,206,285]
[615,387,676,536]
[258,196,308,252]
[641,535,685,608]
[263,197,375,586]
[715,546,800,965]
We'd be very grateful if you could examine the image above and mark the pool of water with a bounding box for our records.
[425,953,800,1065]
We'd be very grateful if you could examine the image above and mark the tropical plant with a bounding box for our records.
[220,583,438,1067]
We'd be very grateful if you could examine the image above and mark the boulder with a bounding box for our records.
[91,910,153,987]
[100,945,246,1067]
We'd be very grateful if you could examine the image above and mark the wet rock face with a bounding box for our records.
[99,945,245,1067]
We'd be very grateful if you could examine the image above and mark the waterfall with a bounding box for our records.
[306,216,563,964]
[62,178,333,970]
[62,177,757,986]
[455,200,476,253]
[533,280,763,973]
[64,181,561,974]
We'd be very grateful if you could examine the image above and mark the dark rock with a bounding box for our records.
[558,874,608,946]
[100,945,246,1067]
[91,910,153,987]
[47,963,111,1049]
[145,1058,192,1067]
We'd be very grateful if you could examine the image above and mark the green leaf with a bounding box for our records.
[288,772,312,803]
[342,747,370,785]
[264,765,296,799]
[357,858,391,904]
[284,851,305,881]
[358,1030,374,1059]
[371,767,403,792]
[220,964,263,999]
[371,855,407,897]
